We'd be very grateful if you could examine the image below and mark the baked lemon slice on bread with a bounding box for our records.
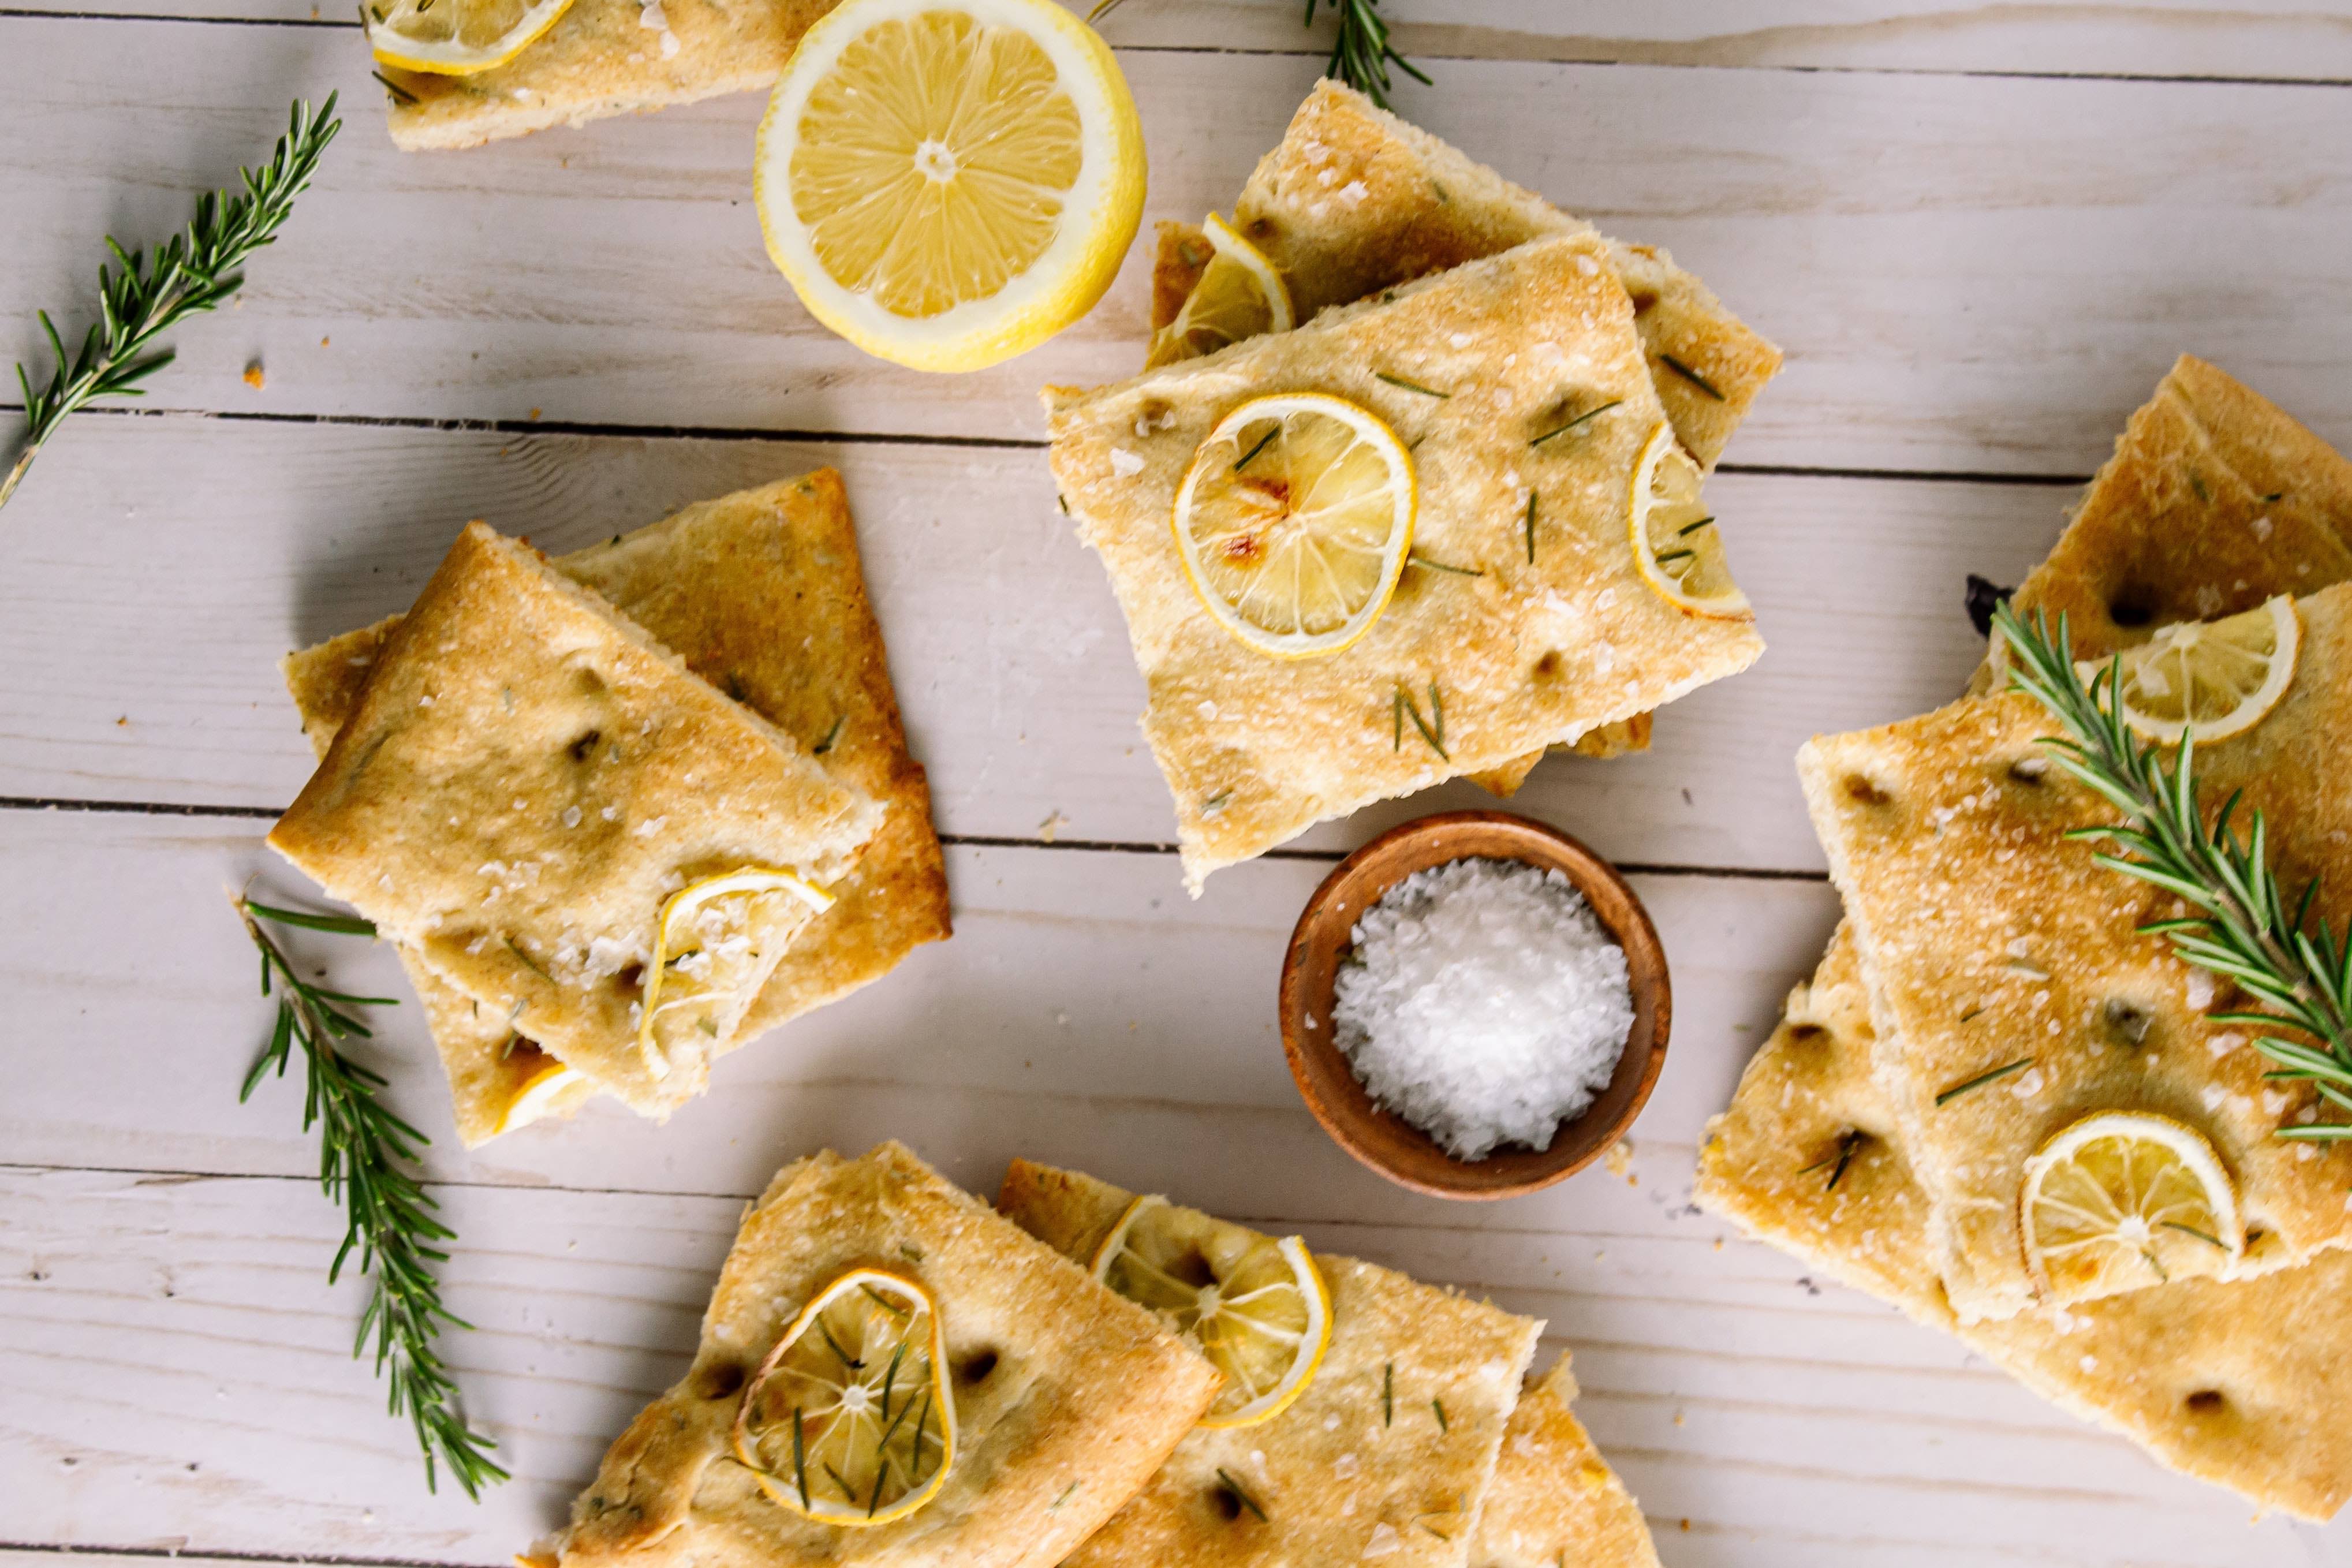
[1172,393,1416,660]
[364,0,573,74]
[1091,1193,1331,1428]
[733,1268,954,1526]
[1628,421,1748,619]
[756,0,1145,372]
[2092,595,2299,744]
[1147,214,1293,369]
[2021,1111,2242,1304]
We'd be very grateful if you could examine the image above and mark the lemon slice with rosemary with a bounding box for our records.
[1146,213,1294,369]
[1091,1194,1331,1428]
[753,0,1147,373]
[2020,1111,2242,1305]
[1627,420,1749,620]
[638,869,833,1079]
[2091,595,2299,744]
[733,1267,954,1526]
[364,0,574,74]
[1171,392,1416,660]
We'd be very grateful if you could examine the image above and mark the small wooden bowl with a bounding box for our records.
[1278,811,1671,1200]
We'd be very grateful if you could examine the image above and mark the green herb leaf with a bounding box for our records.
[1660,354,1726,401]
[1408,552,1483,577]
[1523,491,1537,565]
[1376,372,1450,399]
[1216,1467,1269,1521]
[1233,425,1279,473]
[1530,399,1623,447]
[1295,0,1429,110]
[1935,1057,2034,1106]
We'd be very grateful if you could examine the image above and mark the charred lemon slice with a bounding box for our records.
[733,1267,953,1526]
[1171,392,1415,660]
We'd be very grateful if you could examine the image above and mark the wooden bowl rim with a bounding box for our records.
[1276,809,1673,1200]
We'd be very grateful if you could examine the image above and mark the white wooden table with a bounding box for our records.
[6,5,2352,1563]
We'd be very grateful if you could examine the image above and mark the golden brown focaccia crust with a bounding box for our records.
[1968,356,2352,695]
[1696,927,2352,1521]
[270,520,880,1117]
[1229,80,1780,473]
[997,1159,1541,1568]
[1800,584,2352,1323]
[547,1143,1220,1568]
[381,0,838,150]
[1472,1354,1660,1568]
[282,473,949,1144]
[1048,233,1763,890]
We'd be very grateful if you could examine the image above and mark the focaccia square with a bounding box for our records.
[1047,232,1764,889]
[543,1143,1221,1568]
[282,472,950,1145]
[1472,1354,1660,1568]
[998,1159,1542,1568]
[1965,356,2352,695]
[1799,584,2352,1323]
[270,520,882,1117]
[1222,80,1780,473]
[380,0,838,151]
[1696,927,2352,1521]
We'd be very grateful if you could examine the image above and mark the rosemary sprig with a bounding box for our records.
[4,96,341,512]
[1995,603,2352,1137]
[234,894,505,1498]
[1304,0,1429,109]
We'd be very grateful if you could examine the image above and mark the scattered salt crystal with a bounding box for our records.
[1332,857,1633,1160]
[2186,970,2216,1010]
[1110,446,1145,477]
[1448,333,1472,349]
[562,805,583,828]
[1363,1522,1401,1559]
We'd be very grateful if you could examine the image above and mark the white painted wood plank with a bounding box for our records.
[9,1149,2349,1563]
[24,1,2352,81]
[0,416,2066,871]
[6,24,2351,472]
[0,807,1836,1203]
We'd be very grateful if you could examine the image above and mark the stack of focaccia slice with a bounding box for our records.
[1046,84,1780,891]
[1697,357,2352,1518]
[998,1159,1662,1568]
[531,1143,1660,1568]
[270,471,949,1145]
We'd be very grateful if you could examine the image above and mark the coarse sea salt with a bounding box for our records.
[1332,856,1634,1161]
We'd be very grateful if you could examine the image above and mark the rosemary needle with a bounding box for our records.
[1216,1467,1270,1521]
[1233,425,1279,472]
[235,895,505,1498]
[1408,552,1483,577]
[5,96,341,512]
[1376,372,1450,399]
[1660,354,1726,401]
[1523,491,1537,565]
[1935,1056,2033,1107]
[1530,399,1622,448]
[1300,0,1429,110]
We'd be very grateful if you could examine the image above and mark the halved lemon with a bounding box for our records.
[1171,393,1416,660]
[733,1267,954,1526]
[1626,420,1748,620]
[1090,1194,1331,1428]
[364,0,573,74]
[2020,1111,2242,1305]
[2091,595,2299,744]
[638,869,833,1080]
[754,0,1147,373]
[493,1054,589,1137]
[1145,213,1293,370]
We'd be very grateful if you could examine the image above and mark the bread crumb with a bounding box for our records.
[242,363,265,389]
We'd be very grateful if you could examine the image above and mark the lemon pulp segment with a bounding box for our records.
[1171,392,1416,660]
[1091,1194,1331,1428]
[734,1268,954,1526]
